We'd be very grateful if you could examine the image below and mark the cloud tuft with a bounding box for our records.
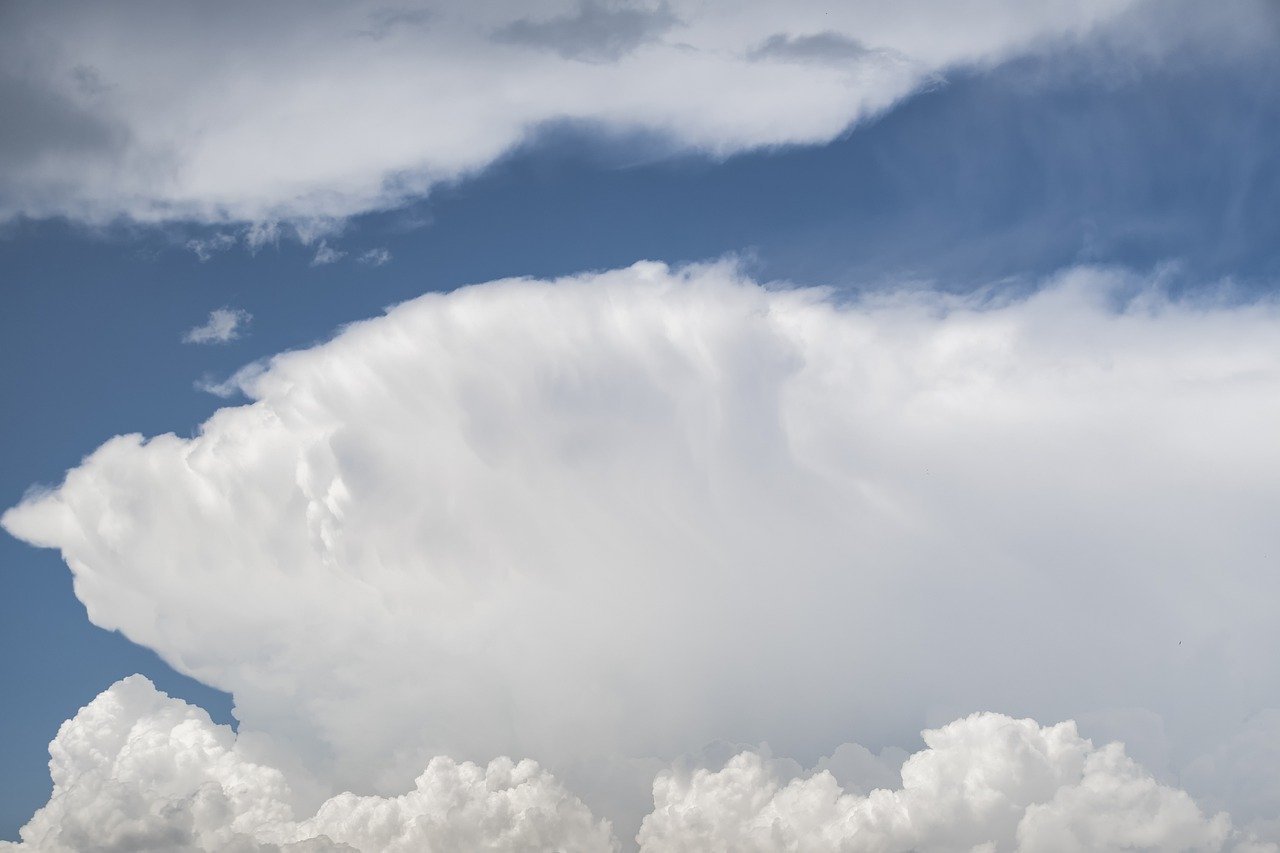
[310,242,346,267]
[356,247,391,267]
[183,307,252,344]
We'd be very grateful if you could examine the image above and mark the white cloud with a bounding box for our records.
[183,307,252,344]
[639,713,1272,852]
[0,0,1154,228]
[185,232,238,262]
[4,675,614,852]
[5,262,1280,840]
[310,241,346,267]
[6,678,1273,852]
[194,360,267,398]
[357,247,391,267]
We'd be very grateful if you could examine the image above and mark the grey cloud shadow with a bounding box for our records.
[353,6,433,40]
[0,73,126,177]
[493,1,679,63]
[747,31,874,63]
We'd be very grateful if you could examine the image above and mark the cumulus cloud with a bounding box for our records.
[183,307,252,344]
[7,678,1272,852]
[640,713,1272,852]
[5,262,1280,840]
[0,0,1151,227]
[4,676,614,852]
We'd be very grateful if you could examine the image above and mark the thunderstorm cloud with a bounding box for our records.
[6,261,1280,847]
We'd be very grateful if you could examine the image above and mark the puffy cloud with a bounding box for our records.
[183,307,252,344]
[639,713,1270,853]
[8,680,1272,852]
[0,0,1149,228]
[4,676,614,853]
[5,261,1280,837]
[7,675,298,852]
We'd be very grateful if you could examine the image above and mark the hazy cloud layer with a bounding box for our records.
[6,262,1280,840]
[6,678,1272,852]
[0,0,1145,229]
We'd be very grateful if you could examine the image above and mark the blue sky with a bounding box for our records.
[3,2,1280,849]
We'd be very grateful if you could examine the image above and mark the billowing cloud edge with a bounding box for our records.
[5,676,1274,852]
[6,260,1280,847]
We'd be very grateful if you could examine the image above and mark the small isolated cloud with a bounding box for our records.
[182,306,251,344]
[747,31,873,63]
[495,1,678,63]
[185,232,237,262]
[310,241,346,266]
[357,247,391,267]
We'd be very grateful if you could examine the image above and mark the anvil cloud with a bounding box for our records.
[5,261,1280,844]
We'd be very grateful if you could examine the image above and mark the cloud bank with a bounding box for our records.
[7,677,1272,852]
[4,676,613,852]
[0,0,1142,229]
[5,262,1280,841]
[640,712,1272,853]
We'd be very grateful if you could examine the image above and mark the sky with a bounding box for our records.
[1,1,1279,850]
